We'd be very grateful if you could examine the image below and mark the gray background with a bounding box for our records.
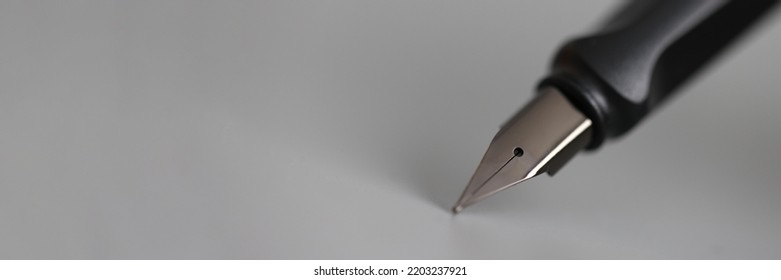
[1,0,780,259]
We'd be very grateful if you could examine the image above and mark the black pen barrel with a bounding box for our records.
[539,0,778,149]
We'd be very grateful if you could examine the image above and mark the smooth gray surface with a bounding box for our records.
[1,1,781,259]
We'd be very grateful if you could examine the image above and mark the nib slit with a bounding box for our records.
[470,154,516,197]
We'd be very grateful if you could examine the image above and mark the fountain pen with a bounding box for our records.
[453,0,778,213]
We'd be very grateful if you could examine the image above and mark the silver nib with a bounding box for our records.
[452,87,593,213]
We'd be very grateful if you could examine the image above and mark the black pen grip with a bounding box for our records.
[539,0,777,149]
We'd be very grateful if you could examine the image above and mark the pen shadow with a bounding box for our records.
[405,146,465,212]
[382,130,483,213]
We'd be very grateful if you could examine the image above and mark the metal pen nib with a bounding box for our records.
[452,87,593,214]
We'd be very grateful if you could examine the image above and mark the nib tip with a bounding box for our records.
[452,205,463,214]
